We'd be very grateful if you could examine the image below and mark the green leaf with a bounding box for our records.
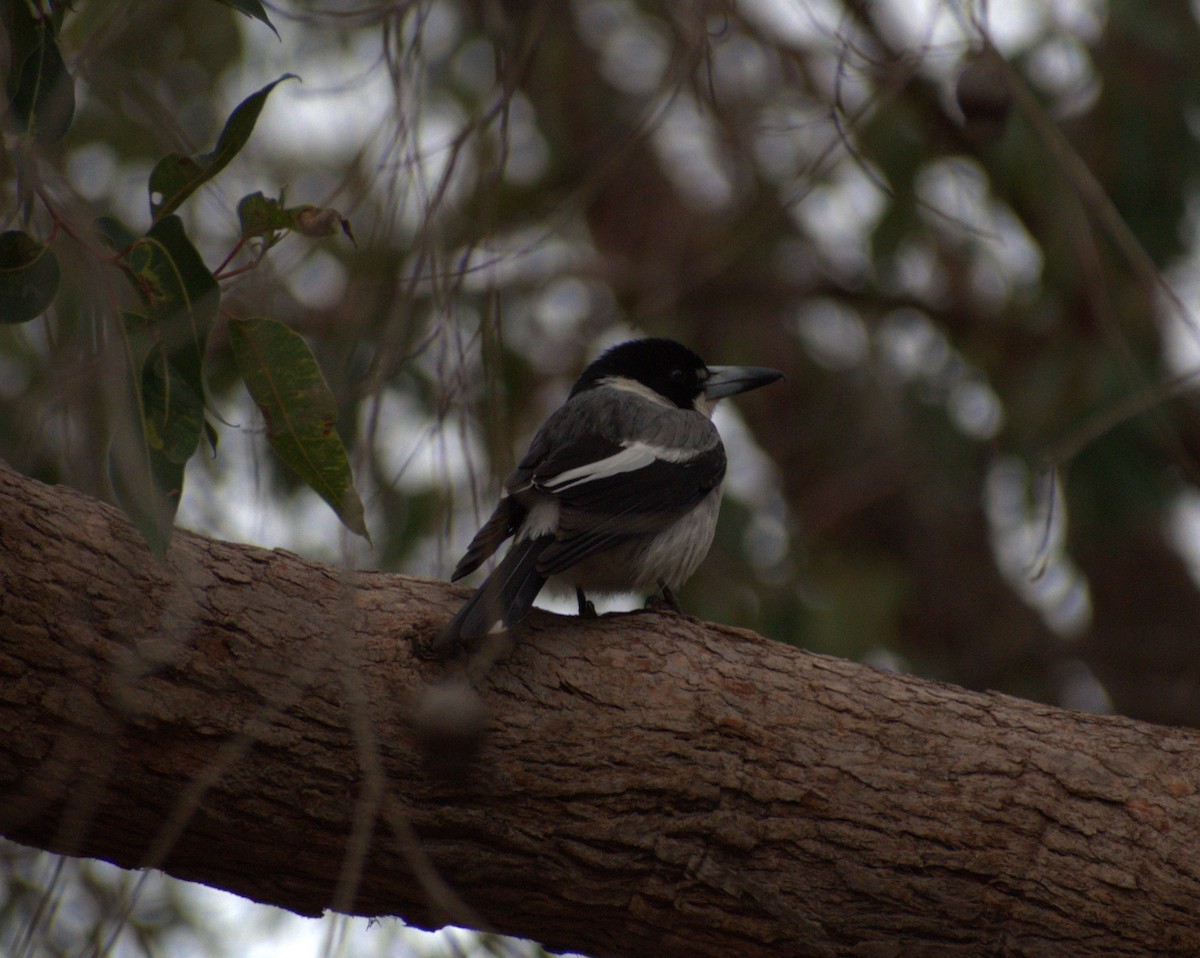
[109,363,189,560]
[237,191,355,247]
[94,215,138,253]
[3,6,75,143]
[124,215,219,400]
[236,190,291,249]
[148,74,298,220]
[228,317,370,540]
[0,230,60,323]
[210,0,280,39]
[109,434,185,561]
[142,345,205,464]
[121,310,153,336]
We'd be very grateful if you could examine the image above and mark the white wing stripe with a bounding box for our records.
[541,441,699,491]
[542,444,654,490]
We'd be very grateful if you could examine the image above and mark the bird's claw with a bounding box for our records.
[577,587,598,619]
[644,583,682,613]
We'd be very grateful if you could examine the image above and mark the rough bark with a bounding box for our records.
[1,457,1199,958]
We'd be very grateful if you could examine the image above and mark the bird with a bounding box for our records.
[436,337,783,651]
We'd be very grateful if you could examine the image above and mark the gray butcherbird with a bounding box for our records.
[437,338,782,650]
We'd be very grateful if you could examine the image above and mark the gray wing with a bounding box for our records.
[520,389,726,575]
[452,386,726,581]
[450,495,523,581]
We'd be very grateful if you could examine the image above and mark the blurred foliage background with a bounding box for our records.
[6,0,1200,955]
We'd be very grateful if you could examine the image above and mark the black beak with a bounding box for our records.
[704,364,784,400]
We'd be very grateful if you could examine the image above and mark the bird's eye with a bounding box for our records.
[669,368,687,384]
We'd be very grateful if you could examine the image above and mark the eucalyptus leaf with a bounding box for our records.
[4,7,74,143]
[237,191,354,247]
[211,0,280,39]
[124,215,219,399]
[0,230,60,323]
[141,346,205,465]
[94,215,138,253]
[236,191,292,249]
[113,350,207,560]
[148,74,298,220]
[228,317,370,540]
[109,437,186,561]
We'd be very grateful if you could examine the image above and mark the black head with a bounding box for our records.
[570,338,709,409]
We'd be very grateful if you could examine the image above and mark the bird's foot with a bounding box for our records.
[576,587,598,619]
[644,583,682,614]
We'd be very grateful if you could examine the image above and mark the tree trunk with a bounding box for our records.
[0,457,1197,958]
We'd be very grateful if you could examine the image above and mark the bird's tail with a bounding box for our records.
[435,535,550,652]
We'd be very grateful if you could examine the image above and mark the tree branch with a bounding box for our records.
[1,458,1198,957]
